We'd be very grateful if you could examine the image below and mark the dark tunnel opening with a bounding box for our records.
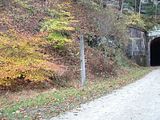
[150,37,160,66]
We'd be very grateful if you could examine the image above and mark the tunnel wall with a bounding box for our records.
[126,26,148,66]
[126,39,148,66]
[126,27,160,66]
[132,55,147,66]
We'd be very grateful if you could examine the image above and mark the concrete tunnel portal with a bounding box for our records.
[150,37,160,66]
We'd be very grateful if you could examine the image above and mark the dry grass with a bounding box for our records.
[0,67,151,120]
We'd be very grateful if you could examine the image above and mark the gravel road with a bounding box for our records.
[51,69,160,120]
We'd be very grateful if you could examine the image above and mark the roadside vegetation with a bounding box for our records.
[0,0,131,90]
[0,67,151,120]
[0,0,158,119]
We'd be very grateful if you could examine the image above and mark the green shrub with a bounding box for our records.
[41,3,76,48]
[47,32,71,48]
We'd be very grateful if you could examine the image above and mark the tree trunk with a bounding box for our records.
[120,0,124,14]
[135,0,137,12]
[119,0,123,11]
[136,0,140,12]
[139,0,142,15]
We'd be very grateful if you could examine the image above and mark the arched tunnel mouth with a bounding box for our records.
[150,37,160,66]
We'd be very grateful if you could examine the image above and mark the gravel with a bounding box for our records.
[50,69,160,120]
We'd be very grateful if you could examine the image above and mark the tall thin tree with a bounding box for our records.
[139,0,142,15]
[120,0,124,14]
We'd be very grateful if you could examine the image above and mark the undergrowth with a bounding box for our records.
[0,1,77,87]
[0,67,151,120]
[41,3,77,48]
[0,32,54,87]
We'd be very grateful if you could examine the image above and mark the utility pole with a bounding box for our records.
[80,34,86,87]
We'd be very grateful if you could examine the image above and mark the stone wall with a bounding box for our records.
[126,27,148,66]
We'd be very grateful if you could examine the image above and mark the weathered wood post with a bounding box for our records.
[80,34,86,87]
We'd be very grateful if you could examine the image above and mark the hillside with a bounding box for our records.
[0,0,154,119]
[0,0,132,91]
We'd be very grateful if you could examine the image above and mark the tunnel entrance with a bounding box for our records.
[150,37,160,66]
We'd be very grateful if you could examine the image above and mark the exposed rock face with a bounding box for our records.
[103,0,119,9]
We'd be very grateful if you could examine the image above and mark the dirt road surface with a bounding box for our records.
[51,69,160,120]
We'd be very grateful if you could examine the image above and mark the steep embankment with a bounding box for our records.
[0,0,123,91]
[0,0,151,119]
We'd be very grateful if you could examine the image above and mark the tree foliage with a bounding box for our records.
[41,3,76,48]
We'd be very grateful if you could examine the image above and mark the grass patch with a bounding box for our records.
[0,67,151,119]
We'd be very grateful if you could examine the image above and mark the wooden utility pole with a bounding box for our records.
[80,34,86,87]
